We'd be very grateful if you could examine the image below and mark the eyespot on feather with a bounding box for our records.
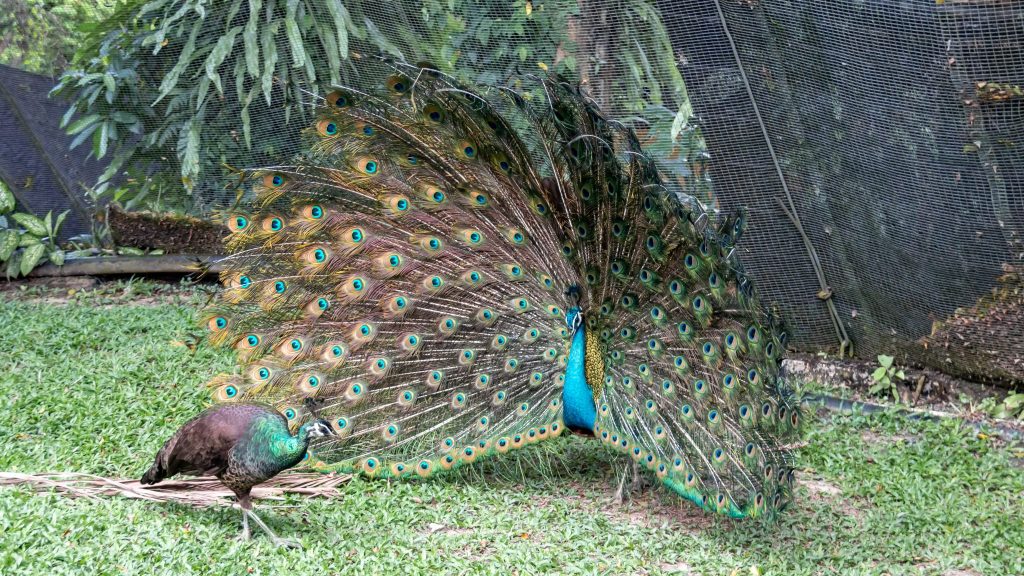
[304,296,331,318]
[423,103,445,123]
[277,336,306,359]
[322,341,347,366]
[325,90,351,109]
[316,119,339,137]
[263,173,286,188]
[300,245,332,265]
[354,157,380,175]
[261,215,286,232]
[455,140,477,159]
[227,215,249,233]
[385,75,410,94]
[381,194,411,215]
[300,204,325,220]
[419,184,447,206]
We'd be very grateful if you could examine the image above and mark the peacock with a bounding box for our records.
[142,400,334,547]
[193,59,800,534]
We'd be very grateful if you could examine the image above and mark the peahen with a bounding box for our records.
[199,60,801,523]
[142,401,334,547]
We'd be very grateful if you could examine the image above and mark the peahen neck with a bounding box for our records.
[250,416,314,468]
[563,325,597,433]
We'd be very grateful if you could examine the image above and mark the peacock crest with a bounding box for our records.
[202,59,801,519]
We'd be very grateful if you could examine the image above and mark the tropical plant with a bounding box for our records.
[0,180,69,278]
[869,354,905,404]
[0,0,113,76]
[54,0,705,215]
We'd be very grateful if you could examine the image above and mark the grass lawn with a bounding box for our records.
[0,289,1021,575]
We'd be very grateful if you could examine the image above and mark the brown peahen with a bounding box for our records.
[141,401,334,547]
[197,60,801,522]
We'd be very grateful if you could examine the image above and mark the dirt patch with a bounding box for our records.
[859,430,920,446]
[420,522,475,537]
[600,488,715,533]
[798,477,867,520]
[657,561,697,575]
[107,204,226,255]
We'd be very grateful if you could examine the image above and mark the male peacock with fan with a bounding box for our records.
[153,59,800,540]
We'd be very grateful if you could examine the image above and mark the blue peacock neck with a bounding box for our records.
[563,310,598,432]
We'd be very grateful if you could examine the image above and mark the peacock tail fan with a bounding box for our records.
[201,59,801,519]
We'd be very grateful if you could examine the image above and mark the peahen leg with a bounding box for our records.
[238,493,301,549]
[241,507,250,541]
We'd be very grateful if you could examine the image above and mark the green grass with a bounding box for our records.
[0,298,1022,575]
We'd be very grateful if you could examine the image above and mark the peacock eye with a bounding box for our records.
[274,281,287,294]
[238,276,251,288]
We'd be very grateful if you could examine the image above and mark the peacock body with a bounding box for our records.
[202,60,801,520]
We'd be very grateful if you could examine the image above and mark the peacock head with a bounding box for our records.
[565,307,583,336]
[305,419,336,439]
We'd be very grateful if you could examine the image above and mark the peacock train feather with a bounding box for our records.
[203,60,801,519]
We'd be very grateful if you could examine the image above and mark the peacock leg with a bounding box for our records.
[613,463,630,505]
[613,460,642,505]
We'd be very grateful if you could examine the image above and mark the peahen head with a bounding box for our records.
[566,306,583,335]
[303,419,336,439]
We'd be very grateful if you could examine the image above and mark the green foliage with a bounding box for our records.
[55,0,708,215]
[0,180,68,278]
[976,391,1024,421]
[0,1,113,76]
[53,0,359,213]
[869,354,905,403]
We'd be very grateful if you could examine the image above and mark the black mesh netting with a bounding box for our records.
[3,0,1022,383]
